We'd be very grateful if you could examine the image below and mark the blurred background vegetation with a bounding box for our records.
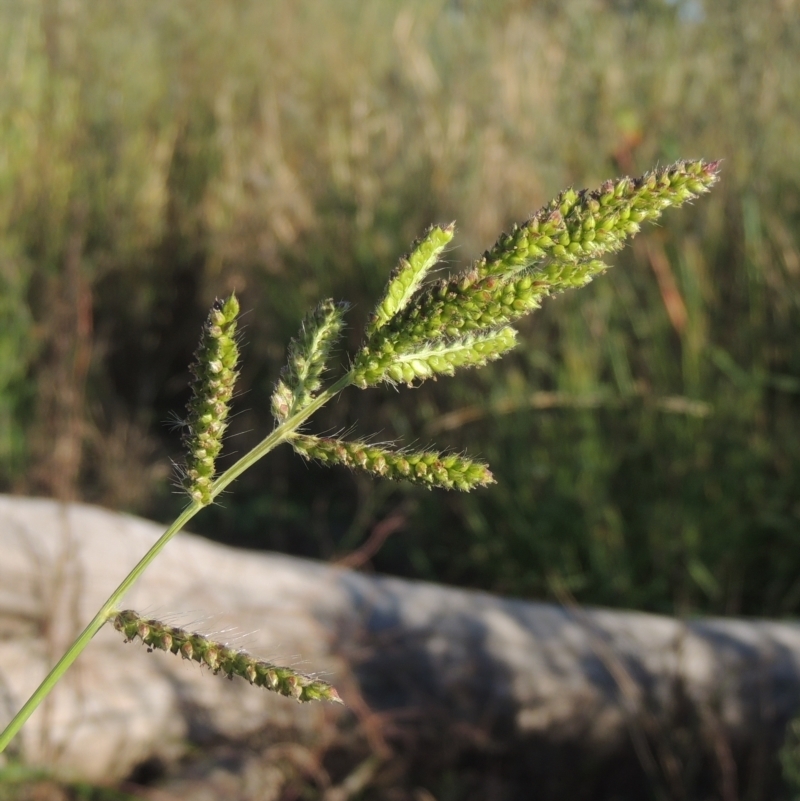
[1,0,798,619]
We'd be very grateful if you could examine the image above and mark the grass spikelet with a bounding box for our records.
[476,159,720,279]
[352,162,719,387]
[351,326,517,388]
[0,157,721,755]
[272,299,348,422]
[366,223,455,335]
[393,162,720,345]
[112,610,343,705]
[182,293,240,506]
[290,434,494,490]
[375,260,599,344]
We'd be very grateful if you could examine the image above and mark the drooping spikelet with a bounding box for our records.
[271,299,348,423]
[290,434,494,491]
[182,293,240,506]
[113,610,343,705]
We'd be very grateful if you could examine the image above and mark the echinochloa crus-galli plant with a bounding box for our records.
[0,159,720,752]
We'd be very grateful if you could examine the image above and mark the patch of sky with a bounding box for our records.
[663,0,705,23]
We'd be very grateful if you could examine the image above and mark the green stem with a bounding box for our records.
[0,503,198,754]
[0,371,354,754]
[209,372,353,500]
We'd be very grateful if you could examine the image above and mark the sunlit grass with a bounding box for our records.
[0,0,798,615]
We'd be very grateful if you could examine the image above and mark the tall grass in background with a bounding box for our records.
[0,0,798,616]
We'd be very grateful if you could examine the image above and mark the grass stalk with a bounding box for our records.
[0,371,355,753]
[0,160,717,754]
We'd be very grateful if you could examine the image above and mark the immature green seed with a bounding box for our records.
[182,294,240,506]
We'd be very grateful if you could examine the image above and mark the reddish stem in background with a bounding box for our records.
[335,513,407,570]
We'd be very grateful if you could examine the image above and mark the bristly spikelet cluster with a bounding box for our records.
[290,434,494,490]
[181,164,719,498]
[366,223,455,335]
[476,159,720,278]
[352,326,518,388]
[351,160,720,388]
[271,299,348,423]
[113,610,342,704]
[277,159,720,493]
[182,293,240,506]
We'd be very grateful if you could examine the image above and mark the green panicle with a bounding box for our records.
[367,223,455,335]
[182,293,240,506]
[381,259,610,342]
[113,610,343,705]
[272,299,348,422]
[351,325,517,388]
[477,159,720,278]
[351,161,718,364]
[290,434,494,491]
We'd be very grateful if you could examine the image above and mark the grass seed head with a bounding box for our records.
[182,293,240,506]
[112,611,342,705]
